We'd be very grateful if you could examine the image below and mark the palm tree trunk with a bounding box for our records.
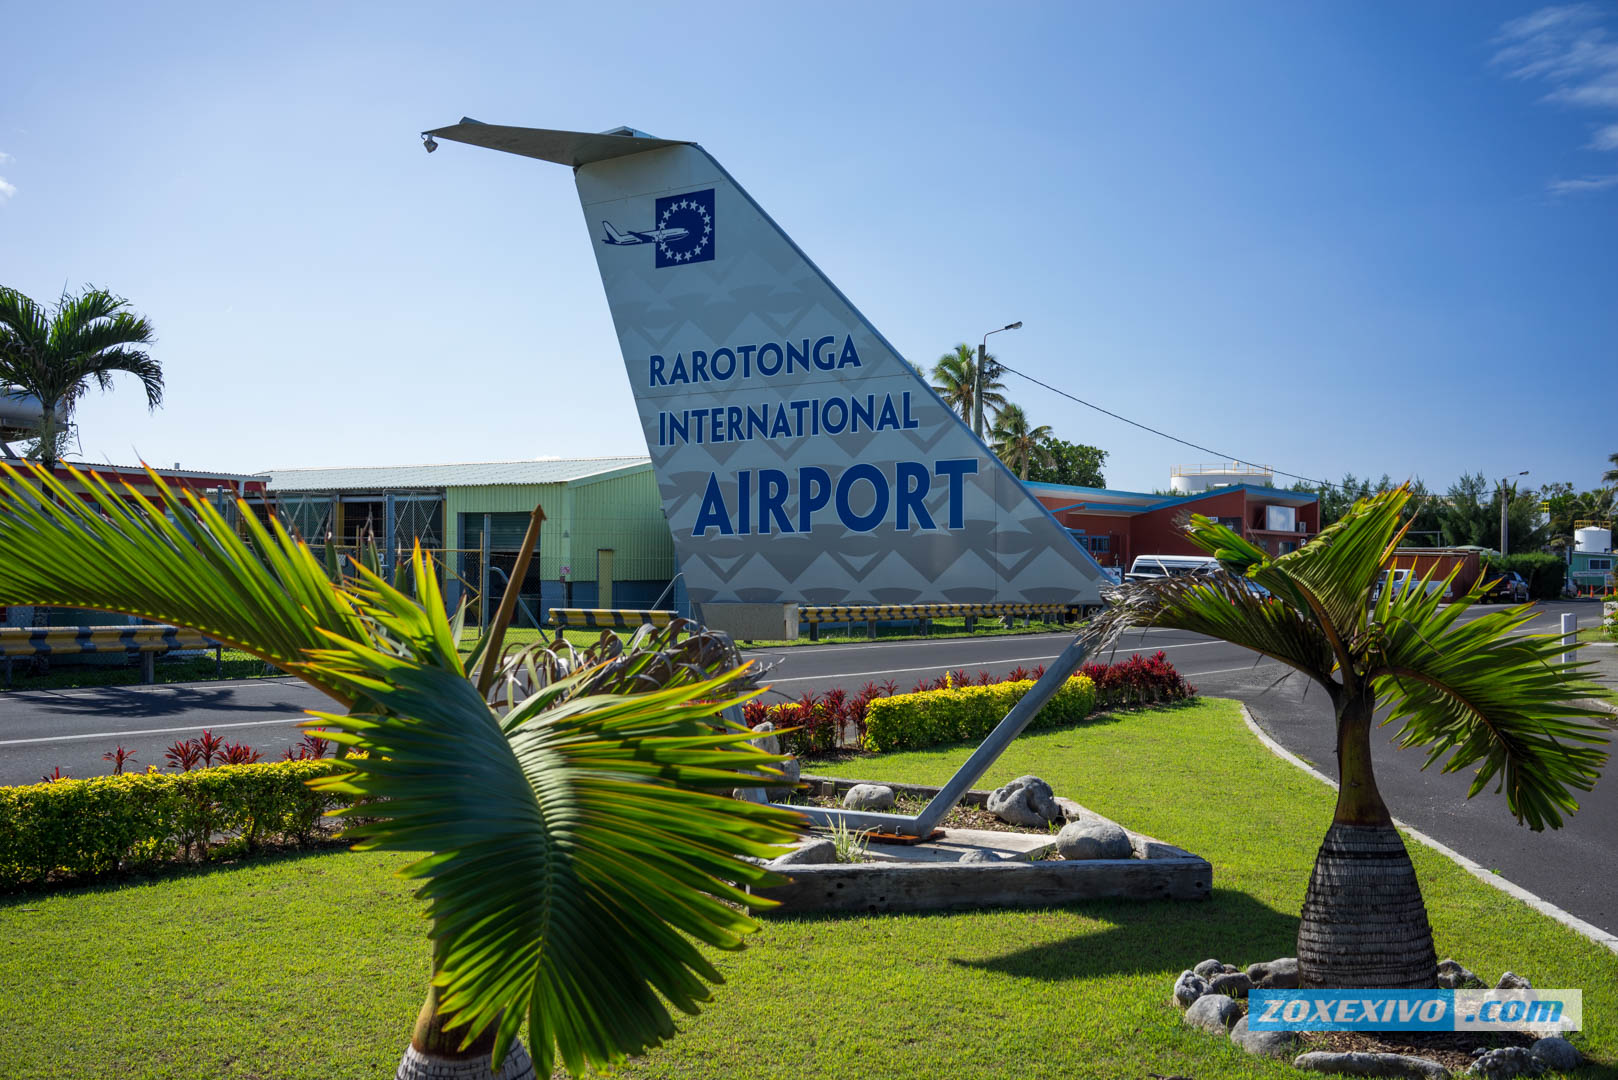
[396,984,535,1080]
[1297,691,1438,989]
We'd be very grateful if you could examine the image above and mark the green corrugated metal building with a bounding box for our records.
[254,457,675,624]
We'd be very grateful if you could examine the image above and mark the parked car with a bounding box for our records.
[1482,569,1530,604]
[1124,554,1221,584]
[1371,568,1445,603]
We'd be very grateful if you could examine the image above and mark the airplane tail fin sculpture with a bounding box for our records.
[422,120,1107,628]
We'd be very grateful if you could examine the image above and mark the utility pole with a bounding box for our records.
[974,321,1022,439]
[1500,471,1528,555]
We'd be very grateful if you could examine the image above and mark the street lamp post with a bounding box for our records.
[1500,470,1528,555]
[973,321,1022,439]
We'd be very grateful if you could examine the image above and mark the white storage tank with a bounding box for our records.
[1169,462,1275,494]
[1574,526,1612,554]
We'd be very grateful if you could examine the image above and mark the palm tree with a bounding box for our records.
[1094,486,1608,989]
[0,286,162,474]
[989,403,1053,480]
[0,462,802,1078]
[1604,452,1618,485]
[930,343,1006,423]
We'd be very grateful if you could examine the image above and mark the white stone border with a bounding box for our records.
[1239,704,1618,957]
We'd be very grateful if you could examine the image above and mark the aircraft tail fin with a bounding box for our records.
[423,121,1106,610]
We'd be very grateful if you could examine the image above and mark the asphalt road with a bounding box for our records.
[2,599,1612,935]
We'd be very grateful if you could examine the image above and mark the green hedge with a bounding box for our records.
[1484,553,1567,601]
[862,675,1097,753]
[0,760,353,891]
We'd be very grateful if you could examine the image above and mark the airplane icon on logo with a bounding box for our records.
[599,188,715,268]
[600,221,688,246]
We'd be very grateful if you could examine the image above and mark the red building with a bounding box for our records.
[1027,482,1321,571]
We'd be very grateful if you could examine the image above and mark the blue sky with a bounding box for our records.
[2,1,1614,493]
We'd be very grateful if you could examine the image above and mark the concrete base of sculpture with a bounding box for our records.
[753,775,1212,915]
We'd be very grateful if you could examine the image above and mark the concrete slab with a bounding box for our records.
[862,828,1057,864]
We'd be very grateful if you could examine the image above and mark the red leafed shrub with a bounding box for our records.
[41,767,69,784]
[220,742,261,765]
[741,700,769,728]
[1081,651,1193,708]
[1005,666,1030,683]
[165,740,203,772]
[976,670,994,686]
[102,746,137,775]
[280,734,333,761]
[197,730,227,768]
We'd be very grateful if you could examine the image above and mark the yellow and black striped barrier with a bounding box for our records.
[797,602,1076,640]
[547,608,678,631]
[0,625,223,685]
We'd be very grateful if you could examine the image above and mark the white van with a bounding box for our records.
[1125,554,1221,583]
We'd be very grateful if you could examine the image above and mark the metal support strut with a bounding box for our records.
[769,634,1096,837]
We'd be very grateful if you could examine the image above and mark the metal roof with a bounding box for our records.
[258,457,650,493]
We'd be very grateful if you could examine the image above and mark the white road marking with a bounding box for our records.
[0,715,312,747]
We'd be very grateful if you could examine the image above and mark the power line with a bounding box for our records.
[996,361,1334,490]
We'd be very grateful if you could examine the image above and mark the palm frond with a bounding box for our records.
[1096,572,1337,686]
[303,567,803,1076]
[0,462,370,703]
[1369,587,1610,830]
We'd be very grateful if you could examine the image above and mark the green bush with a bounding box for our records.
[0,760,353,891]
[1485,553,1567,601]
[862,674,1097,753]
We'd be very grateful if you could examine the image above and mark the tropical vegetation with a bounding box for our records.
[988,403,1054,480]
[1093,485,1609,989]
[0,461,803,1078]
[0,286,163,473]
[930,343,1005,423]
[1024,436,1108,487]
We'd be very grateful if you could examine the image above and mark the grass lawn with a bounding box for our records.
[3,698,1615,1079]
[0,649,284,694]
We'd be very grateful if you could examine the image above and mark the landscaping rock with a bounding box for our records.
[1437,959,1485,990]
[1466,1046,1534,1079]
[1173,970,1210,1009]
[1193,958,1226,979]
[1184,991,1242,1034]
[1495,972,1533,991]
[1209,972,1254,998]
[958,849,1002,864]
[1055,820,1132,860]
[1293,1051,1451,1079]
[770,837,838,866]
[1230,1015,1299,1059]
[1247,957,1301,989]
[1530,1036,1580,1072]
[842,784,895,811]
[747,721,781,756]
[985,775,1061,827]
[766,756,802,800]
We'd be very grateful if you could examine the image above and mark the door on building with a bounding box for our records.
[459,512,545,627]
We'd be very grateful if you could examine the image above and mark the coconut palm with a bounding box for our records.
[0,286,163,474]
[0,461,802,1078]
[1604,452,1618,486]
[1093,486,1608,989]
[989,403,1054,480]
[930,343,1006,423]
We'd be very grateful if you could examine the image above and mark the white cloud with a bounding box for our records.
[1548,173,1618,194]
[0,176,15,201]
[0,150,12,164]
[1590,123,1618,149]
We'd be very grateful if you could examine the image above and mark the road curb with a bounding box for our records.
[1238,703,1618,958]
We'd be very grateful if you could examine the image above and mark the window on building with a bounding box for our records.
[1591,558,1613,571]
[1086,536,1110,553]
[1217,517,1242,533]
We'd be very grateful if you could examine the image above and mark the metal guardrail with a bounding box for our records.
[547,608,678,630]
[797,602,1076,640]
[0,625,223,685]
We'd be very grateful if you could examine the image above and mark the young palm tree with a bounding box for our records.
[930,343,1006,423]
[0,286,162,474]
[989,403,1054,480]
[1093,487,1608,989]
[0,462,803,1079]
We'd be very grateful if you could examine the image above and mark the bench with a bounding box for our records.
[796,602,1076,640]
[0,625,223,685]
[547,608,678,631]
